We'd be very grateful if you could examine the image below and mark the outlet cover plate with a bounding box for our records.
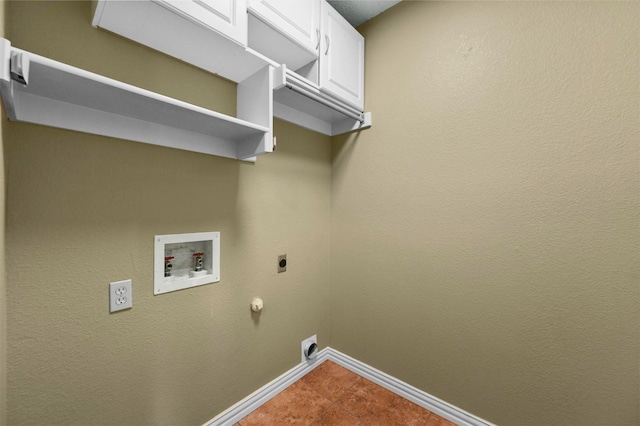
[110,279,132,312]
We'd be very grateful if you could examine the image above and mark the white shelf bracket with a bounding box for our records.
[0,38,15,119]
[273,64,287,91]
[10,51,29,85]
[237,65,275,159]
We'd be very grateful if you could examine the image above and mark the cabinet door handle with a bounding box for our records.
[316,28,320,50]
[325,35,330,55]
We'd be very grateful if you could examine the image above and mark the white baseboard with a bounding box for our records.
[323,348,495,426]
[203,350,330,426]
[203,347,494,426]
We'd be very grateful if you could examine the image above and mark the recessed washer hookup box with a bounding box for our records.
[154,232,220,295]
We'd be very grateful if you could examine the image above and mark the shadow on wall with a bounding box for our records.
[5,122,241,236]
[331,129,361,169]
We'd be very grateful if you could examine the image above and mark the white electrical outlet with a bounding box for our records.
[110,279,132,312]
[301,335,318,363]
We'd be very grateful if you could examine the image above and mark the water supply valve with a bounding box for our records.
[193,252,204,272]
[164,256,174,277]
[188,251,207,278]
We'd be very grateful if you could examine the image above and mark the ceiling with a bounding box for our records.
[327,0,402,27]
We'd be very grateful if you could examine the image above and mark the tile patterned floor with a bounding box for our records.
[235,360,458,425]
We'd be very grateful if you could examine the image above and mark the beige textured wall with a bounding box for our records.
[5,2,330,425]
[331,2,639,425]
[0,2,6,425]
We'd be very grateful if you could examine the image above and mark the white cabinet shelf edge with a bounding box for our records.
[0,38,274,161]
[272,64,371,136]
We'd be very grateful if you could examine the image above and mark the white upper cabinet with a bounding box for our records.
[319,1,364,110]
[92,0,369,138]
[93,0,270,83]
[247,0,320,70]
[154,0,247,45]
[248,0,319,53]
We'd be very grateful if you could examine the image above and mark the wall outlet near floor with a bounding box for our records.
[109,279,132,312]
[301,335,318,362]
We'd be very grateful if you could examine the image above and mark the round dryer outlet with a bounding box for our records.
[301,335,318,362]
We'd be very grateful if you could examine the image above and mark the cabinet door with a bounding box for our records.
[248,0,320,54]
[154,0,247,45]
[319,1,364,110]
